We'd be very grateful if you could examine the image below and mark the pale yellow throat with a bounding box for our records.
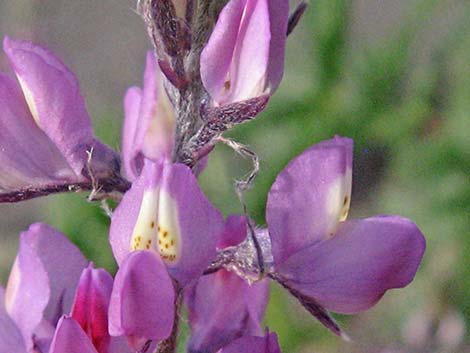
[130,188,181,263]
[18,77,41,127]
[325,168,352,236]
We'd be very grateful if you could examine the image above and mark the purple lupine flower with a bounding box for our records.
[122,52,175,181]
[185,216,270,353]
[200,0,289,106]
[0,223,87,352]
[108,158,224,347]
[217,331,282,353]
[265,136,426,335]
[0,37,121,202]
[110,158,224,285]
[50,264,129,353]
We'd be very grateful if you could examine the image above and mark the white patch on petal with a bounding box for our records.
[17,77,41,127]
[4,259,20,315]
[130,188,159,252]
[325,167,352,236]
[157,189,181,263]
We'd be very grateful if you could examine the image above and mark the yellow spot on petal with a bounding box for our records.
[339,195,350,222]
[129,186,181,263]
[156,189,181,263]
[326,168,352,236]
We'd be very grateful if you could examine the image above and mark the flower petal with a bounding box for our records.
[108,251,175,350]
[278,216,426,314]
[0,74,77,191]
[121,86,143,180]
[49,316,98,353]
[139,54,175,163]
[266,136,353,266]
[200,0,246,103]
[111,160,224,287]
[121,52,175,180]
[186,271,269,353]
[110,160,163,266]
[219,331,282,353]
[0,286,27,353]
[5,222,87,347]
[70,264,113,353]
[218,215,247,248]
[201,0,288,104]
[160,163,224,286]
[264,0,289,94]
[4,233,49,348]
[3,37,118,177]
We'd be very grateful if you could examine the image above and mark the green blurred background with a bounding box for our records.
[0,0,469,352]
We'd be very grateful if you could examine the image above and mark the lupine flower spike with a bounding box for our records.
[0,0,428,351]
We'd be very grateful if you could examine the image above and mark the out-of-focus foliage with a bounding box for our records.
[1,0,468,352]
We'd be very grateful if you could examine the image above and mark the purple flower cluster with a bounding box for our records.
[0,1,426,352]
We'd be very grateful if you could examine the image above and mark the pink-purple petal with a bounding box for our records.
[218,215,247,248]
[186,270,269,353]
[278,216,426,314]
[3,37,96,175]
[201,0,288,104]
[0,287,27,353]
[267,136,353,265]
[24,223,88,324]
[161,163,224,286]
[138,53,175,163]
[200,0,245,103]
[4,228,50,348]
[4,223,88,348]
[121,86,143,180]
[122,52,158,179]
[264,0,289,93]
[3,36,120,184]
[49,316,99,353]
[71,264,113,353]
[121,52,175,180]
[108,251,175,349]
[110,160,223,286]
[0,74,77,191]
[222,0,271,103]
[110,159,164,265]
[226,0,271,102]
